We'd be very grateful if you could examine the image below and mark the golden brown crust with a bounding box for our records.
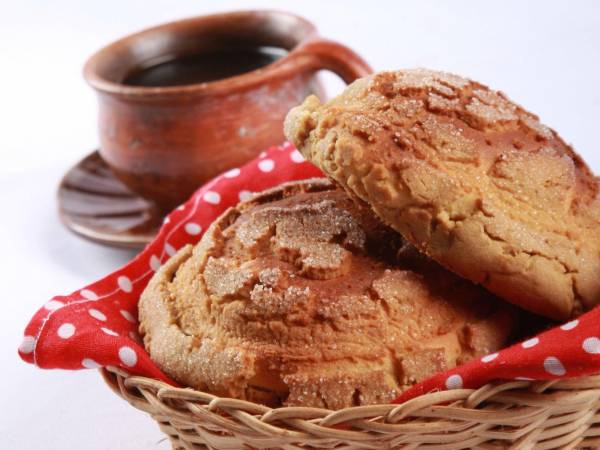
[139,179,515,407]
[285,69,600,320]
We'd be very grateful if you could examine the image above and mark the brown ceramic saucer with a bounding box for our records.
[58,150,162,249]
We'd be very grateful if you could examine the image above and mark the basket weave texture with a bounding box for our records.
[102,366,600,449]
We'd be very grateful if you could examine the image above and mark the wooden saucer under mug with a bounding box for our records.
[58,150,162,249]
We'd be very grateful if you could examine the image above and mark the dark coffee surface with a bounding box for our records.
[123,47,286,87]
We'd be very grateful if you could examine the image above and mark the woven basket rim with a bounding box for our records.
[101,365,600,449]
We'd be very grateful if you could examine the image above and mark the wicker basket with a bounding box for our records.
[102,366,600,449]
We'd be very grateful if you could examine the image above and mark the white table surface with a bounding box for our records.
[2,0,599,448]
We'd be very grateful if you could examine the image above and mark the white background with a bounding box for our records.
[2,1,600,448]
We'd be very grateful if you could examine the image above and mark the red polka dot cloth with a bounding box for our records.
[18,142,600,404]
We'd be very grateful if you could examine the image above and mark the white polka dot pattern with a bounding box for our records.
[223,168,240,178]
[165,243,176,257]
[120,310,136,323]
[101,327,119,337]
[119,346,137,367]
[258,159,275,172]
[239,190,253,202]
[290,150,305,163]
[184,222,202,235]
[543,357,566,376]
[23,143,600,405]
[203,191,221,205]
[481,353,499,363]
[117,276,133,293]
[522,337,539,349]
[82,358,101,369]
[57,323,75,339]
[88,309,106,321]
[150,255,161,271]
[19,335,36,354]
[80,289,99,301]
[44,300,64,311]
[560,320,579,331]
[445,374,463,390]
[583,337,600,354]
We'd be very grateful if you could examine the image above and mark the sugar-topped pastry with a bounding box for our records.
[139,179,515,407]
[285,69,600,320]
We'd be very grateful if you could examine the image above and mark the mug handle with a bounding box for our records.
[287,37,373,84]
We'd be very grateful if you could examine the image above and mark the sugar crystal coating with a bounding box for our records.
[286,69,600,320]
[139,179,515,407]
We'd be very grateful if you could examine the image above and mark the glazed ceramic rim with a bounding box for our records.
[83,10,319,98]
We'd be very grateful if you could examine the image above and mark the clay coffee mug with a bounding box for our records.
[84,10,372,211]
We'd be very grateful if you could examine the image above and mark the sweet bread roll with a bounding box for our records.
[285,69,600,320]
[139,179,515,407]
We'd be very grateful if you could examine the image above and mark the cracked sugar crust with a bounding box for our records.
[139,178,516,408]
[285,69,600,320]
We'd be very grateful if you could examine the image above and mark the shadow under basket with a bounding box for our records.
[101,366,600,449]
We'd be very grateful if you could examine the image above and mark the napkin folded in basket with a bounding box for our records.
[19,142,600,404]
